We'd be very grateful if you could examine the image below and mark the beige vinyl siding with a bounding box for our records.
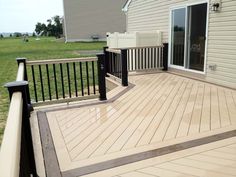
[127,0,236,89]
[127,0,185,42]
[206,0,236,88]
[63,0,126,42]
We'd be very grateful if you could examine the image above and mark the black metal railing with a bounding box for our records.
[104,48,128,86]
[24,56,106,105]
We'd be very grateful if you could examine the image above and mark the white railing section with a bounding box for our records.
[127,46,164,71]
[107,31,162,49]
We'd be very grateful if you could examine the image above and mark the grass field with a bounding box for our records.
[0,37,106,142]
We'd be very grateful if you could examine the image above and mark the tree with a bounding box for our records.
[35,15,63,38]
[32,32,36,37]
[14,32,22,37]
[9,34,12,37]
[46,19,54,36]
[35,22,47,36]
[52,15,63,38]
[0,34,3,38]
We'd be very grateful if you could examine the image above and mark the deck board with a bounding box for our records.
[188,83,204,135]
[200,84,211,132]
[176,82,199,137]
[42,73,236,175]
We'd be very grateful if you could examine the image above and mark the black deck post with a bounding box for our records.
[162,43,168,71]
[4,81,37,177]
[103,47,110,75]
[16,58,33,111]
[97,53,107,100]
[121,49,128,86]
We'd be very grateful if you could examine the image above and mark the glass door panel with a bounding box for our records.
[171,8,186,67]
[187,3,207,71]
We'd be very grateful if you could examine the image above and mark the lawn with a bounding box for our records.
[0,37,106,143]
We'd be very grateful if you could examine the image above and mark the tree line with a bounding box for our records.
[0,33,32,38]
[0,15,63,39]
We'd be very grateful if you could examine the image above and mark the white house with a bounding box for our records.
[63,0,127,42]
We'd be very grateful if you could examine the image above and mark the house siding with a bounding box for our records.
[127,0,236,89]
[63,0,126,42]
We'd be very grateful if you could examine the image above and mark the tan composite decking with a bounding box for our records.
[83,137,236,177]
[43,72,236,175]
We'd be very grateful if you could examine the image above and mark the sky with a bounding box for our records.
[0,0,63,33]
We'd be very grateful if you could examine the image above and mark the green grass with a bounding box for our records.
[0,37,106,143]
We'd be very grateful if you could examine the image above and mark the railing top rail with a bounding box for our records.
[0,92,23,177]
[108,45,164,51]
[16,63,24,81]
[26,57,98,66]
[106,48,121,54]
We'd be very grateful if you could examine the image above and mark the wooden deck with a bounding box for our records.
[33,73,236,177]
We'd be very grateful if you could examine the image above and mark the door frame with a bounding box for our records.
[168,0,209,74]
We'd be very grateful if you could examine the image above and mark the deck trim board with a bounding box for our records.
[61,130,236,177]
[37,111,62,177]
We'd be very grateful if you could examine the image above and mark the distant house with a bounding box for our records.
[123,0,236,89]
[63,0,127,42]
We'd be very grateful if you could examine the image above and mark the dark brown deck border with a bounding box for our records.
[37,111,62,177]
[36,109,236,177]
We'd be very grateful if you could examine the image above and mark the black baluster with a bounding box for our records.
[38,65,45,101]
[79,62,84,96]
[60,63,65,98]
[66,63,71,98]
[73,62,78,97]
[31,65,38,102]
[92,61,96,94]
[86,61,90,95]
[53,64,58,99]
[46,64,52,100]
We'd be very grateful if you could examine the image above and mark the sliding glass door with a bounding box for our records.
[170,3,207,72]
[171,8,186,67]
